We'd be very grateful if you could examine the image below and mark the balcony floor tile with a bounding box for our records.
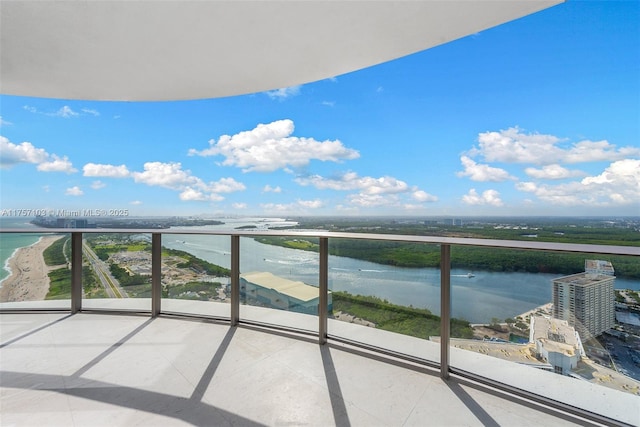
[0,312,592,426]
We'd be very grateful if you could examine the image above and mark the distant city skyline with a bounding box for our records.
[1,1,638,217]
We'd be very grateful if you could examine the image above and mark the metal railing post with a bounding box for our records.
[318,237,329,344]
[230,235,240,326]
[151,233,162,317]
[71,232,83,313]
[440,244,451,379]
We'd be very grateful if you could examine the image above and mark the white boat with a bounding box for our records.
[467,272,475,278]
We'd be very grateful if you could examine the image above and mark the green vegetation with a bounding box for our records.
[109,263,149,287]
[85,234,151,261]
[332,291,473,339]
[82,264,107,298]
[45,262,107,300]
[45,267,71,299]
[255,237,319,251]
[255,235,640,279]
[43,236,68,266]
[165,281,223,300]
[288,217,640,246]
[163,247,231,276]
[93,243,151,261]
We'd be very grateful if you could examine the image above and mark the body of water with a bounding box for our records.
[1,217,638,323]
[165,221,640,324]
[0,219,43,283]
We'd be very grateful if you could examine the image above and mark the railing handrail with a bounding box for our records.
[1,227,638,256]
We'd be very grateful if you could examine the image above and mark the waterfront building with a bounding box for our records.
[240,271,331,315]
[552,260,616,341]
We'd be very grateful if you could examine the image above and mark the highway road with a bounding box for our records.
[82,241,128,298]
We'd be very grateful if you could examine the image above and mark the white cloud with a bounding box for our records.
[471,127,640,165]
[412,190,438,202]
[37,155,77,173]
[264,85,301,100]
[563,140,640,164]
[65,186,83,196]
[130,200,142,205]
[524,164,584,180]
[462,189,503,206]
[0,116,12,126]
[297,199,324,209]
[23,105,98,118]
[263,185,282,193]
[321,101,336,107]
[456,156,515,182]
[0,136,76,173]
[232,203,247,209]
[130,162,245,202]
[296,171,437,208]
[51,106,79,118]
[132,162,200,189]
[581,159,639,186]
[81,108,100,116]
[296,172,409,195]
[189,119,359,172]
[516,159,640,206]
[91,180,106,190]
[0,137,49,167]
[261,199,323,213]
[347,193,397,207]
[178,187,224,202]
[83,163,131,178]
[205,177,246,194]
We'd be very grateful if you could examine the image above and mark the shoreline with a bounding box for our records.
[516,302,553,320]
[0,235,64,302]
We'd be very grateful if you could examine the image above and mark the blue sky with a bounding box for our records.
[1,1,639,218]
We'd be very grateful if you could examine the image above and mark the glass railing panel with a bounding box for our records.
[327,238,442,363]
[239,235,320,333]
[449,248,640,399]
[82,232,151,311]
[160,233,231,318]
[0,232,71,310]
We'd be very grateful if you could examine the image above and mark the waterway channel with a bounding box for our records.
[164,219,639,324]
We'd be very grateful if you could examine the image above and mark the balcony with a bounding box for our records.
[1,228,639,426]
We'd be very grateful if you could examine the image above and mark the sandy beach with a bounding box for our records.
[0,235,64,302]
[516,302,553,320]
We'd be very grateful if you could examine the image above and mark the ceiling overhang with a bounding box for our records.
[0,1,562,101]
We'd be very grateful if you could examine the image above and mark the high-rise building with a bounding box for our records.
[552,260,615,341]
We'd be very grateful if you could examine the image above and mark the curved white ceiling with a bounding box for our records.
[0,1,561,101]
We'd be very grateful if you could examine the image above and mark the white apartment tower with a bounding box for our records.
[552,260,615,341]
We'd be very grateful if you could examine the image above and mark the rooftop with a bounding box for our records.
[553,272,616,287]
[241,271,322,303]
[532,316,579,349]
